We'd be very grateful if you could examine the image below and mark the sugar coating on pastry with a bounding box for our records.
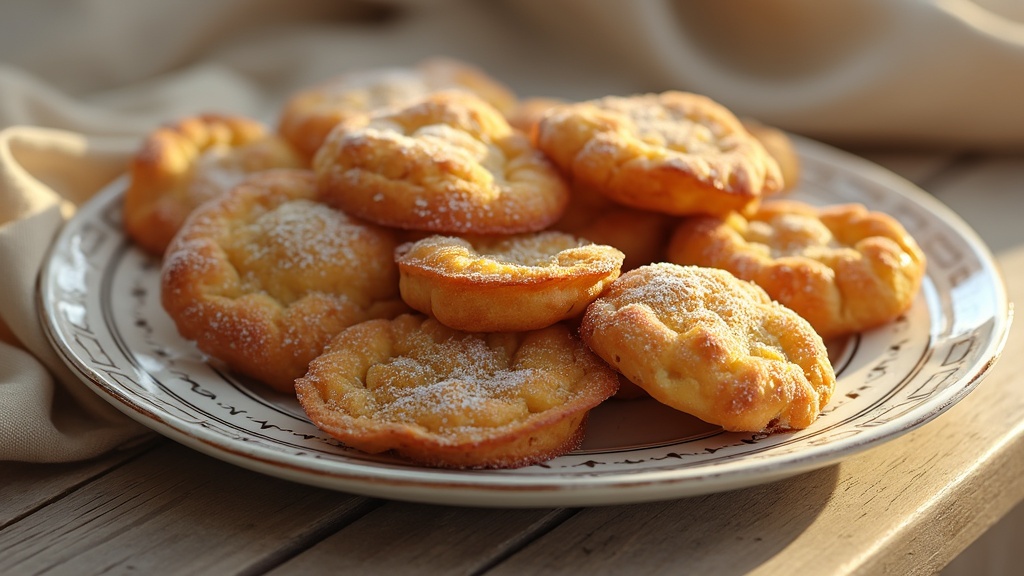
[314,91,570,234]
[161,170,407,392]
[536,91,783,216]
[580,263,835,432]
[666,200,927,338]
[279,57,518,159]
[123,114,305,256]
[395,231,624,332]
[295,314,620,469]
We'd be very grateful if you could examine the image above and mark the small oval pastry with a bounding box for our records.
[551,181,677,271]
[161,169,407,392]
[742,119,801,192]
[505,96,565,144]
[295,314,620,469]
[278,57,518,159]
[666,200,927,338]
[580,263,835,432]
[123,114,305,256]
[395,231,624,332]
[536,91,783,217]
[314,90,570,235]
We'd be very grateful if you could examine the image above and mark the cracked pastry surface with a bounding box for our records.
[536,91,783,217]
[667,200,927,338]
[278,57,518,159]
[580,263,835,432]
[313,91,570,235]
[395,231,624,332]
[295,314,620,469]
[123,114,305,256]
[161,169,407,392]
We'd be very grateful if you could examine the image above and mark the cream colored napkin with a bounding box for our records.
[0,72,267,461]
[3,0,1024,463]
[0,127,146,461]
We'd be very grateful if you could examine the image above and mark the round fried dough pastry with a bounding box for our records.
[581,263,835,432]
[123,114,305,256]
[506,96,565,143]
[666,200,927,338]
[395,231,624,332]
[279,57,518,159]
[314,91,570,235]
[552,182,676,271]
[742,119,801,192]
[161,170,407,392]
[536,91,783,216]
[295,314,620,469]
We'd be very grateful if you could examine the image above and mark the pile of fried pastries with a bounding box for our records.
[128,57,927,469]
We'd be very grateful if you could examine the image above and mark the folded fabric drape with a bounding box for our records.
[513,0,1024,148]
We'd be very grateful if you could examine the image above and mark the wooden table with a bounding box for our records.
[3,149,1022,575]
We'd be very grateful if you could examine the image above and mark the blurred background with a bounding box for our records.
[3,0,1024,149]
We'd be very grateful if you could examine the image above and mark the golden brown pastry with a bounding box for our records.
[278,57,518,159]
[536,91,783,217]
[505,96,565,144]
[743,119,801,191]
[161,170,407,392]
[314,91,570,234]
[581,263,835,432]
[395,231,624,332]
[552,181,676,271]
[295,314,620,468]
[123,114,305,256]
[666,200,927,338]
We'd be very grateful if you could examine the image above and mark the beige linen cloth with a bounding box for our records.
[2,0,1024,463]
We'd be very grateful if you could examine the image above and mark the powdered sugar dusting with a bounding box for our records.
[746,213,841,259]
[317,67,433,109]
[361,332,542,435]
[597,93,734,155]
[396,231,621,285]
[242,200,358,271]
[221,198,396,306]
[607,263,777,357]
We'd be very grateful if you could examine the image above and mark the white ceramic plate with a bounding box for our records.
[39,138,1010,508]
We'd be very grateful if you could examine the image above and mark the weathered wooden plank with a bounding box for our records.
[0,441,151,529]
[270,503,574,576]
[485,466,843,576]
[0,441,375,576]
[943,501,1024,576]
